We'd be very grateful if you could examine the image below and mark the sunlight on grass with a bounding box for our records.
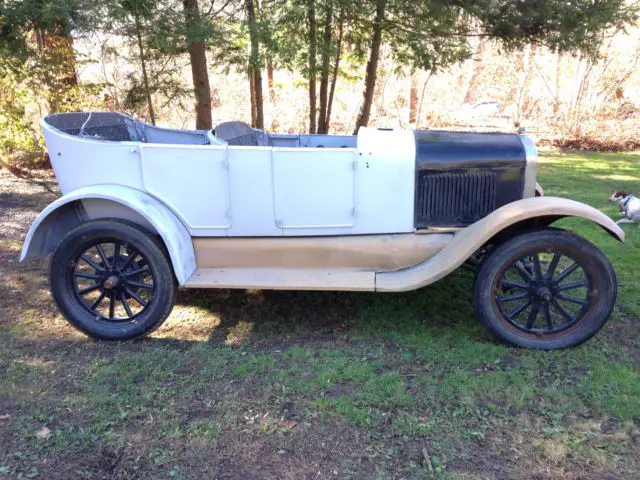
[539,151,640,317]
[151,304,220,341]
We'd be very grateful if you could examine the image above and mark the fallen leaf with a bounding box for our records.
[36,427,50,439]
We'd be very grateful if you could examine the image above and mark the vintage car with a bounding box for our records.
[21,112,623,349]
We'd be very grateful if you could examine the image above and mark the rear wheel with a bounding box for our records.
[473,229,617,349]
[50,220,177,340]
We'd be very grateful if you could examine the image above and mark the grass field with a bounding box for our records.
[1,151,639,479]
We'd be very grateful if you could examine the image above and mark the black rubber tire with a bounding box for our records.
[49,219,177,340]
[473,229,617,350]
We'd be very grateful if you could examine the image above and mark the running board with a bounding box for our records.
[184,268,375,291]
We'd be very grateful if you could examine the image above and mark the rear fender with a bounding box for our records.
[20,185,196,285]
[376,196,624,292]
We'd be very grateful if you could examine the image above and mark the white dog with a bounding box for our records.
[609,191,640,225]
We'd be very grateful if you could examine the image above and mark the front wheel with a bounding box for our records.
[473,229,617,350]
[49,219,177,340]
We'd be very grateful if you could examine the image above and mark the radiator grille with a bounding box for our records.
[416,171,496,227]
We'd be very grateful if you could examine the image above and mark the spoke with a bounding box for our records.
[125,266,150,277]
[514,261,534,283]
[558,292,589,305]
[74,272,100,280]
[127,280,153,290]
[554,262,580,283]
[545,252,562,280]
[121,249,138,271]
[543,303,553,330]
[120,292,134,317]
[108,292,115,319]
[551,299,576,323]
[90,291,106,310]
[532,254,543,280]
[126,287,147,307]
[525,303,540,329]
[506,298,533,320]
[556,279,589,291]
[113,242,120,266]
[497,291,529,303]
[500,279,528,290]
[78,283,101,295]
[81,255,104,272]
[95,244,110,269]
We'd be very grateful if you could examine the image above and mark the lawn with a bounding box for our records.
[1,151,639,479]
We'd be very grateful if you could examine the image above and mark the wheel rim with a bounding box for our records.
[492,250,594,337]
[70,240,155,322]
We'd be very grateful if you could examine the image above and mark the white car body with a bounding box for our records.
[22,112,623,292]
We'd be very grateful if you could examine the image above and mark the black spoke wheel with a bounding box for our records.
[72,242,153,321]
[473,229,617,350]
[50,220,177,340]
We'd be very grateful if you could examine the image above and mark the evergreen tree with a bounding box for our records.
[352,0,638,132]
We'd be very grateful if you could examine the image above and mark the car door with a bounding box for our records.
[140,144,231,236]
[271,147,357,235]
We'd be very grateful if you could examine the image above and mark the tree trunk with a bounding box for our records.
[134,13,156,125]
[317,2,333,133]
[307,0,317,134]
[53,31,78,88]
[35,29,78,112]
[519,45,536,119]
[183,0,212,130]
[353,0,386,134]
[249,69,257,127]
[246,0,264,128]
[267,59,275,103]
[325,8,344,134]
[253,69,264,128]
[554,52,562,115]
[409,71,419,125]
[416,71,433,129]
[463,39,487,104]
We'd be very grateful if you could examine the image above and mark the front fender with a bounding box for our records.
[376,196,624,292]
[21,185,196,285]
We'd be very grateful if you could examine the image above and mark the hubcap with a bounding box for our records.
[536,286,552,303]
[103,275,120,290]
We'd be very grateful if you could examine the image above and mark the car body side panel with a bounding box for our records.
[140,143,231,234]
[376,196,624,292]
[43,115,418,237]
[226,147,280,236]
[20,185,196,285]
[192,233,453,271]
[352,128,416,235]
[42,118,144,195]
[272,148,355,234]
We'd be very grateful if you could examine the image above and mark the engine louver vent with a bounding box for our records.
[416,171,496,228]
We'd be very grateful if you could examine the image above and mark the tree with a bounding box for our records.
[183,0,213,130]
[100,0,194,125]
[322,5,344,133]
[245,0,264,128]
[266,0,355,133]
[0,0,105,158]
[0,0,89,111]
[408,70,418,125]
[351,0,638,132]
[352,0,385,133]
[307,0,318,133]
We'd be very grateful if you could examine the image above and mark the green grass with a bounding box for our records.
[1,151,639,478]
